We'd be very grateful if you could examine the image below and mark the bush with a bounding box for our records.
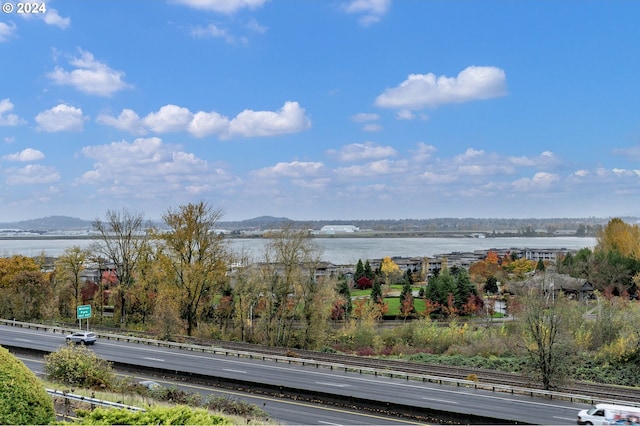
[44,345,116,389]
[0,345,55,425]
[76,405,231,425]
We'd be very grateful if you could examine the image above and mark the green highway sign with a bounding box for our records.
[77,305,92,319]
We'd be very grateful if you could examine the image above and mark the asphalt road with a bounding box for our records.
[18,354,414,425]
[0,324,588,425]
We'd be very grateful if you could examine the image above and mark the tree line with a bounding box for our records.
[2,208,640,390]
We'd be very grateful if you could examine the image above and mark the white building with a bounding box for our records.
[317,225,359,234]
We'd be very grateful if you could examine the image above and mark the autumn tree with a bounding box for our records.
[54,246,87,316]
[253,225,330,349]
[596,218,640,259]
[399,279,415,320]
[156,202,230,337]
[128,242,162,324]
[0,256,52,321]
[228,252,261,342]
[380,256,401,284]
[92,209,150,324]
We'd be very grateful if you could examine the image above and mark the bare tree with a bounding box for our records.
[254,225,327,348]
[519,287,576,390]
[54,246,88,314]
[91,209,150,325]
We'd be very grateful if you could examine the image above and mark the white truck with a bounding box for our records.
[577,403,640,425]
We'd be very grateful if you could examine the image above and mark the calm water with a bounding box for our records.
[0,236,596,265]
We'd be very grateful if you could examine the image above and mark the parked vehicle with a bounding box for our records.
[577,403,640,425]
[65,331,97,345]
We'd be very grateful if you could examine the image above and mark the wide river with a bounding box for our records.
[0,236,596,265]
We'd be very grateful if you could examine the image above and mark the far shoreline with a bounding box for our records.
[0,231,592,240]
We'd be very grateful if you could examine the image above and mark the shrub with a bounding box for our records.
[44,345,116,389]
[75,405,231,425]
[0,345,55,425]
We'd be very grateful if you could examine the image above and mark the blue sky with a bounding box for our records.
[1,0,639,222]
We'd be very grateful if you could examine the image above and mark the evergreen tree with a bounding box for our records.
[335,274,352,317]
[536,258,546,271]
[454,268,477,308]
[484,275,499,294]
[404,269,414,285]
[364,260,374,280]
[399,279,415,316]
[354,259,365,282]
[370,277,383,304]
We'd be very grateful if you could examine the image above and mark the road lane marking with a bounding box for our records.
[223,368,247,374]
[316,382,350,388]
[143,357,165,362]
[422,397,459,404]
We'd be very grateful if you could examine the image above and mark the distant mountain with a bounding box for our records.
[0,216,92,231]
[220,216,293,230]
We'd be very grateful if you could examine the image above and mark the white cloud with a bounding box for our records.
[253,161,324,179]
[47,49,132,97]
[613,146,640,161]
[395,110,414,120]
[173,0,268,14]
[375,66,507,110]
[342,0,391,26]
[328,142,397,162]
[246,18,267,34]
[512,172,559,191]
[421,171,457,183]
[351,113,382,131]
[79,137,241,198]
[452,148,514,175]
[96,109,146,135]
[395,109,429,121]
[454,148,485,162]
[335,159,404,178]
[411,143,437,162]
[5,164,60,185]
[227,101,311,138]
[142,105,194,133]
[0,99,25,126]
[572,169,589,178]
[44,8,71,29]
[98,101,311,139]
[3,148,45,162]
[0,21,17,42]
[191,24,237,44]
[362,123,383,132]
[35,104,85,132]
[188,111,230,138]
[351,112,380,122]
[509,151,558,167]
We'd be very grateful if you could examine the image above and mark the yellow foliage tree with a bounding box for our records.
[596,218,640,259]
[380,257,400,275]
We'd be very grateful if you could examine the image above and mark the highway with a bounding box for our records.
[0,324,588,424]
[18,354,414,425]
